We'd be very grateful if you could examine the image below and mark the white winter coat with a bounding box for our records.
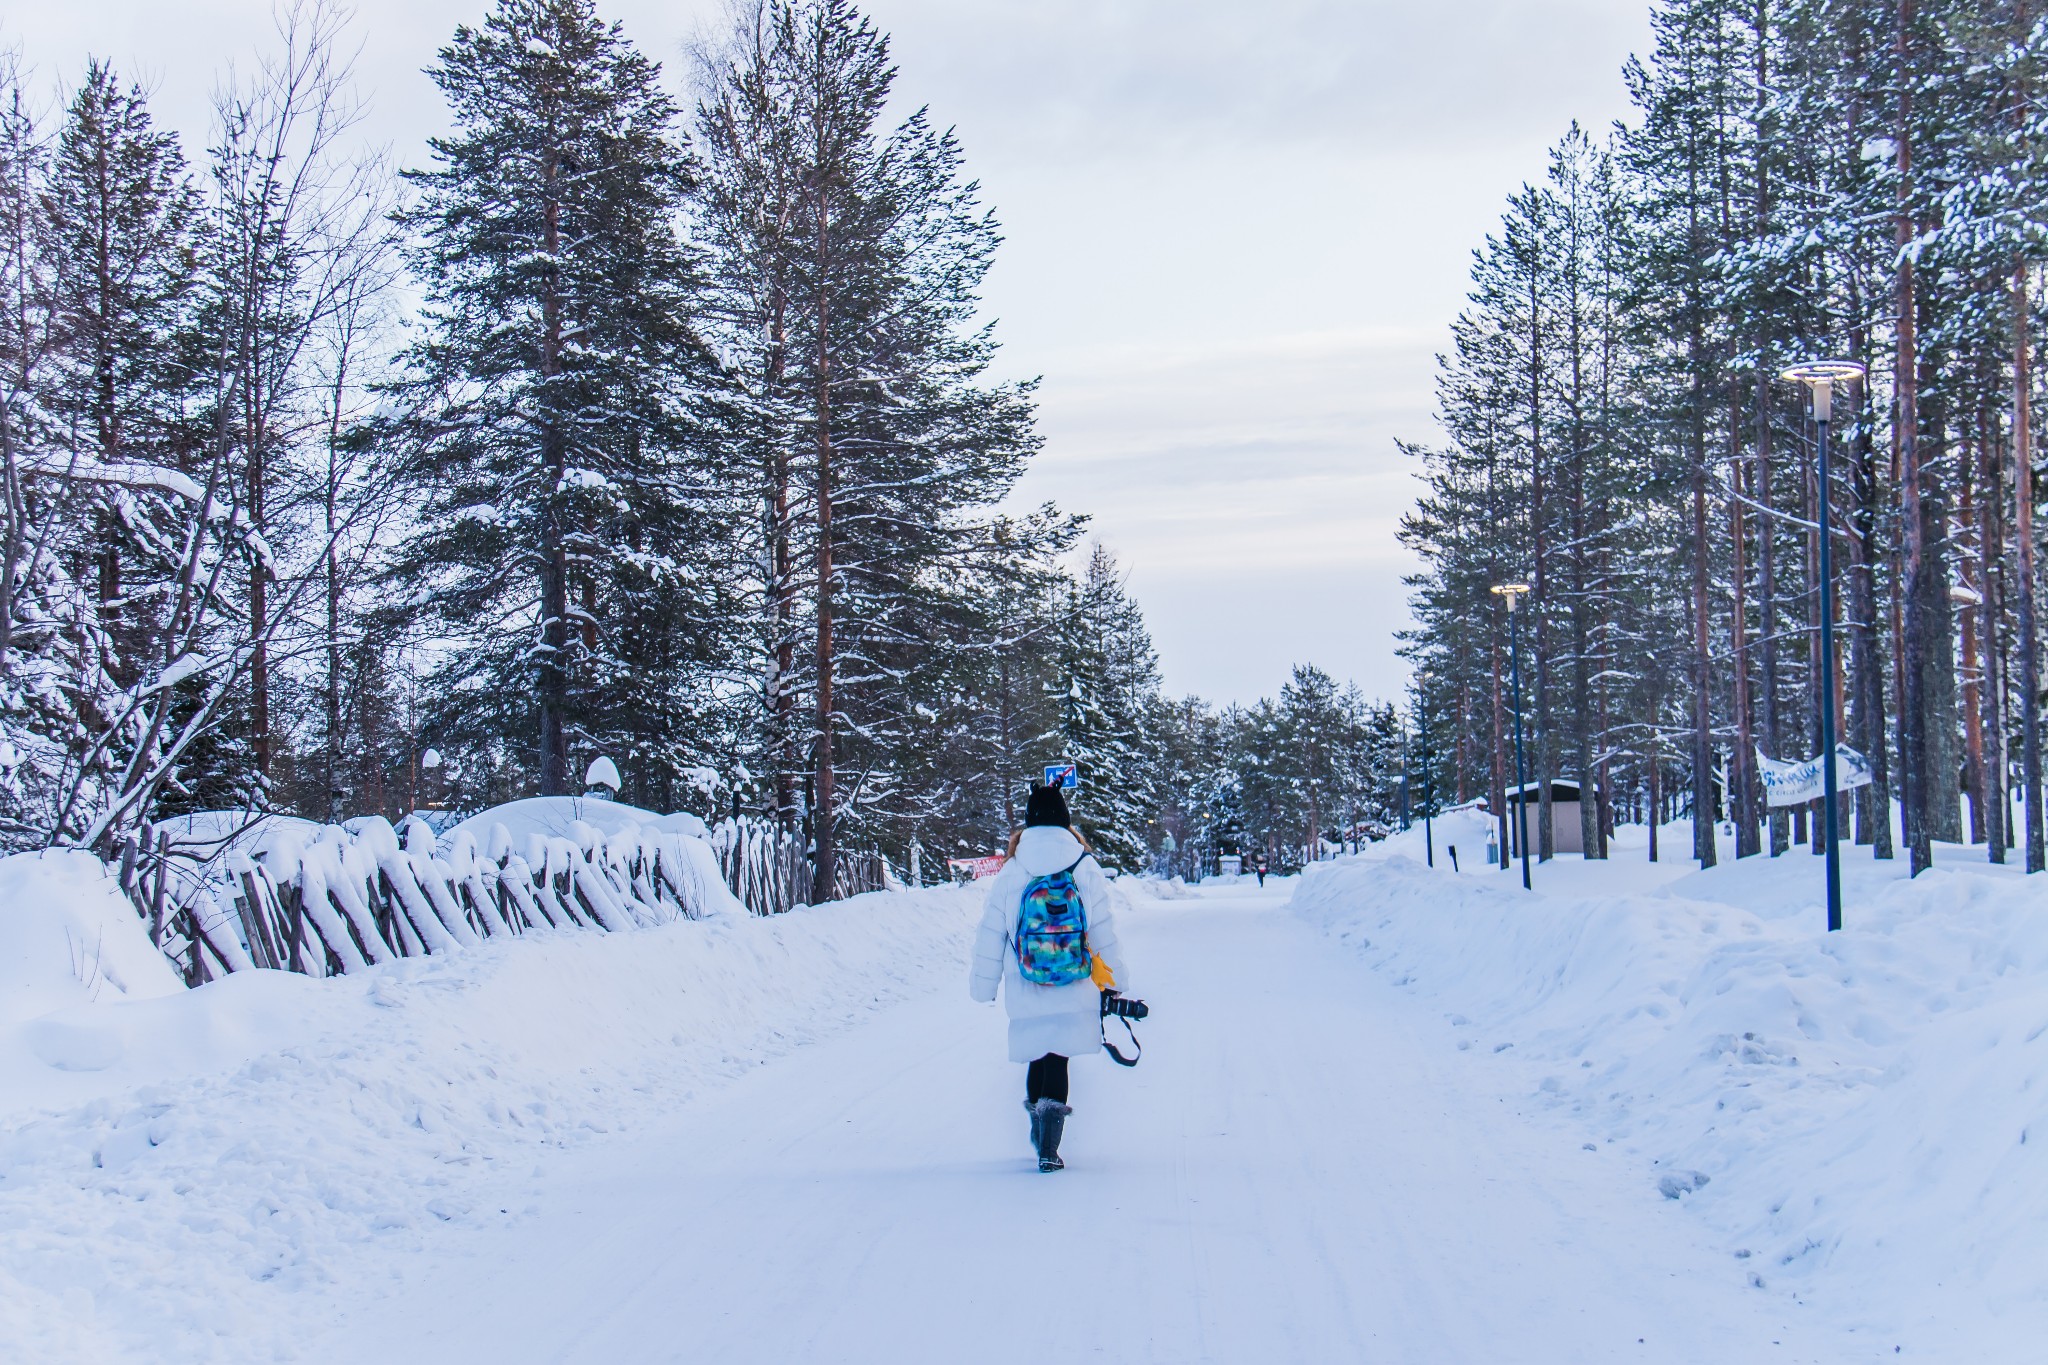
[969,825,1130,1063]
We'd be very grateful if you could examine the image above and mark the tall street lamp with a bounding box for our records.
[1492,582,1533,890]
[1782,358,1865,933]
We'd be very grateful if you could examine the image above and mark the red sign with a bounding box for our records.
[947,854,1007,880]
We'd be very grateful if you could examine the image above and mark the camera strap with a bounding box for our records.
[1102,1014,1142,1067]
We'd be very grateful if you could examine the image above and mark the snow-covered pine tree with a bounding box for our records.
[694,0,810,832]
[925,507,1079,850]
[694,0,1040,892]
[31,63,242,839]
[1278,663,1344,863]
[0,55,67,846]
[1043,545,1162,870]
[392,0,728,801]
[1152,692,1223,877]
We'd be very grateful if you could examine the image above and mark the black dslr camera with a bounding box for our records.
[1100,990,1149,1021]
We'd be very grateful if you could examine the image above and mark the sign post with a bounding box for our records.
[1042,762,1078,790]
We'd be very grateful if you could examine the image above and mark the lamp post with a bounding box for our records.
[1781,359,1865,933]
[1492,582,1533,890]
[1417,670,1435,868]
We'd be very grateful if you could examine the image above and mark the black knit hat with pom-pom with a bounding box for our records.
[1024,784,1071,828]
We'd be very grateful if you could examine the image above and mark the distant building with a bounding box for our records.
[1501,779,1596,856]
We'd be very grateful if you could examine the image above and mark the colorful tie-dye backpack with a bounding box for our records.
[1013,853,1092,986]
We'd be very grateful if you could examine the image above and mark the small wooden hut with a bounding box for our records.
[1502,779,1597,856]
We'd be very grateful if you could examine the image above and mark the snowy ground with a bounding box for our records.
[1306,812,2048,1359]
[0,877,977,1363]
[4,834,2036,1362]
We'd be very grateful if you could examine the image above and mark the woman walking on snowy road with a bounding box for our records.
[969,786,1130,1172]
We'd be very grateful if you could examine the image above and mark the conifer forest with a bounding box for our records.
[13,0,2047,896]
[1401,0,2048,878]
[0,0,1409,885]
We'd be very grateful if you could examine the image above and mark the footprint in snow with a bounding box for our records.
[1658,1170,1710,1199]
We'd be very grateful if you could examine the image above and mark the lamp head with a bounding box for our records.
[1490,582,1531,613]
[1781,359,1865,422]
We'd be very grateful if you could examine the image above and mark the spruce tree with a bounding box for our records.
[1043,545,1162,870]
[694,0,1039,891]
[393,0,724,799]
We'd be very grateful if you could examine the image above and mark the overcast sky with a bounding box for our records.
[8,0,1651,705]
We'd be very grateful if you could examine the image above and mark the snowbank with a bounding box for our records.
[1291,845,2048,1352]
[1350,803,1498,867]
[0,852,184,1030]
[445,794,708,844]
[0,880,978,1363]
[1122,875,1199,901]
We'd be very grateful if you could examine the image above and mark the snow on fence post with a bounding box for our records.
[707,817,892,914]
[107,804,751,981]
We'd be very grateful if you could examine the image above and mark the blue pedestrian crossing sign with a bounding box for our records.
[1043,762,1078,790]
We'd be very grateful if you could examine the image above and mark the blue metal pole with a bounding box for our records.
[1422,695,1434,868]
[1817,408,1843,932]
[1510,606,1531,891]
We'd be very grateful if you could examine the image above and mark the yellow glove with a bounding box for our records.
[1090,953,1117,989]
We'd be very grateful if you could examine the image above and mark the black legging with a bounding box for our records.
[1026,1053,1069,1104]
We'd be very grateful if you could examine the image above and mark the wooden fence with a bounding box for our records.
[118,813,735,983]
[117,812,896,981]
[708,818,890,916]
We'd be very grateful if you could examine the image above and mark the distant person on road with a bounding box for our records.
[969,785,1130,1173]
[1255,858,1268,887]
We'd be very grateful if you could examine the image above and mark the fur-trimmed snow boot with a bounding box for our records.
[1025,1098,1042,1153]
[1031,1097,1072,1172]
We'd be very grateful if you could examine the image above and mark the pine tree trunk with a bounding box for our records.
[1920,337,1964,844]
[1896,0,1932,873]
[1849,365,1894,857]
[325,542,343,826]
[2016,260,2045,872]
[249,523,270,786]
[1750,0,1786,859]
[1528,271,1554,863]
[1730,412,1756,858]
[1307,786,1318,865]
[89,158,132,696]
[1757,378,1788,853]
[1959,430,1987,844]
[1571,350,1600,860]
[1691,373,1718,868]
[537,146,570,797]
[1980,404,2009,861]
[811,208,838,902]
[324,362,348,827]
[1595,676,1613,856]
[1000,650,1016,829]
[769,295,799,833]
[1647,736,1661,863]
[1457,688,1470,804]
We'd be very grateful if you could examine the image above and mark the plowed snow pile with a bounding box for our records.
[0,855,978,1364]
[1292,844,2048,1352]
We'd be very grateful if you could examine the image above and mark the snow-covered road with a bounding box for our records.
[316,879,1849,1364]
